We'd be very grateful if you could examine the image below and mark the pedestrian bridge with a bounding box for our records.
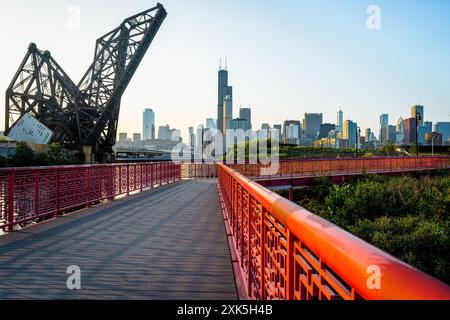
[0,157,449,300]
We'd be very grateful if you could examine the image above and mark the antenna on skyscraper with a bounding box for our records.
[225,57,228,70]
[219,58,222,70]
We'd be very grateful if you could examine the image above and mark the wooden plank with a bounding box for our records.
[0,180,237,300]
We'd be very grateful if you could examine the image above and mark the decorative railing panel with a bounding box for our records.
[0,162,180,231]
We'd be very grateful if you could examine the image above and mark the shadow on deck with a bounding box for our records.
[0,180,237,300]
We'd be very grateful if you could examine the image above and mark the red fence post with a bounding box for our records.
[126,164,130,195]
[7,173,15,232]
[56,170,60,216]
[139,163,144,192]
[99,166,103,201]
[109,165,113,200]
[35,171,40,218]
[72,170,76,208]
[87,167,91,208]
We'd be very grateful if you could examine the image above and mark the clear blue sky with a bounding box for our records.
[0,0,449,140]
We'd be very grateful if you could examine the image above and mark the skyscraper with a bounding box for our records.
[386,125,396,144]
[239,107,252,130]
[158,125,172,141]
[285,123,300,145]
[411,105,424,126]
[206,118,216,129]
[336,109,343,133]
[319,123,336,139]
[143,108,155,140]
[435,122,450,143]
[273,124,282,142]
[283,120,301,143]
[418,121,432,145]
[228,118,249,131]
[223,94,233,132]
[119,132,128,142]
[303,113,323,139]
[379,114,389,144]
[396,117,404,144]
[365,128,372,142]
[188,127,195,151]
[343,120,357,148]
[133,133,142,148]
[403,118,417,145]
[217,60,233,134]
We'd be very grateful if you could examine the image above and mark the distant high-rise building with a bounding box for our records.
[303,113,323,139]
[133,133,141,142]
[418,122,432,145]
[273,124,282,142]
[206,118,216,129]
[158,125,172,141]
[425,132,442,146]
[379,114,389,144]
[365,128,372,143]
[223,95,233,132]
[133,133,142,148]
[403,117,417,145]
[260,123,271,137]
[285,123,300,145]
[386,125,396,144]
[343,120,357,148]
[283,120,301,143]
[217,61,233,134]
[119,132,128,142]
[411,105,424,126]
[396,117,404,144]
[188,127,195,151]
[319,123,336,139]
[239,107,252,130]
[435,122,450,143]
[143,108,155,140]
[336,109,343,133]
[229,118,249,131]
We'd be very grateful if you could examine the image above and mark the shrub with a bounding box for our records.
[11,142,36,167]
[279,172,450,284]
[349,216,450,284]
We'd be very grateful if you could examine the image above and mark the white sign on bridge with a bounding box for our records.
[8,113,54,144]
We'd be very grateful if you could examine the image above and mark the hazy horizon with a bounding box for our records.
[0,0,449,141]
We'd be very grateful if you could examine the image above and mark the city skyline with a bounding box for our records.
[0,0,449,142]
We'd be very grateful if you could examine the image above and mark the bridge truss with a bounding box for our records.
[4,3,167,161]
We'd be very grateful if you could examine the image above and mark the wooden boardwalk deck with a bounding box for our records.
[0,180,237,300]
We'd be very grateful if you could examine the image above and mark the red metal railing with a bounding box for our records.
[229,156,450,178]
[218,162,450,300]
[0,162,181,232]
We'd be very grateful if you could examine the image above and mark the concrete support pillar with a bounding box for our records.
[83,146,93,164]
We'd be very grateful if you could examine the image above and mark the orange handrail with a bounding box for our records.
[218,162,450,300]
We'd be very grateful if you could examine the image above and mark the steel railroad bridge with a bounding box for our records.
[0,156,449,300]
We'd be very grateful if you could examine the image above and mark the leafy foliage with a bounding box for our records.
[277,173,450,284]
[0,142,78,167]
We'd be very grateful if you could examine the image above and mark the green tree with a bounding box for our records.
[11,142,36,167]
[34,152,50,166]
[48,143,65,165]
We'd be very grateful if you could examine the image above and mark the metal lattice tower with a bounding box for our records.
[4,3,167,160]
